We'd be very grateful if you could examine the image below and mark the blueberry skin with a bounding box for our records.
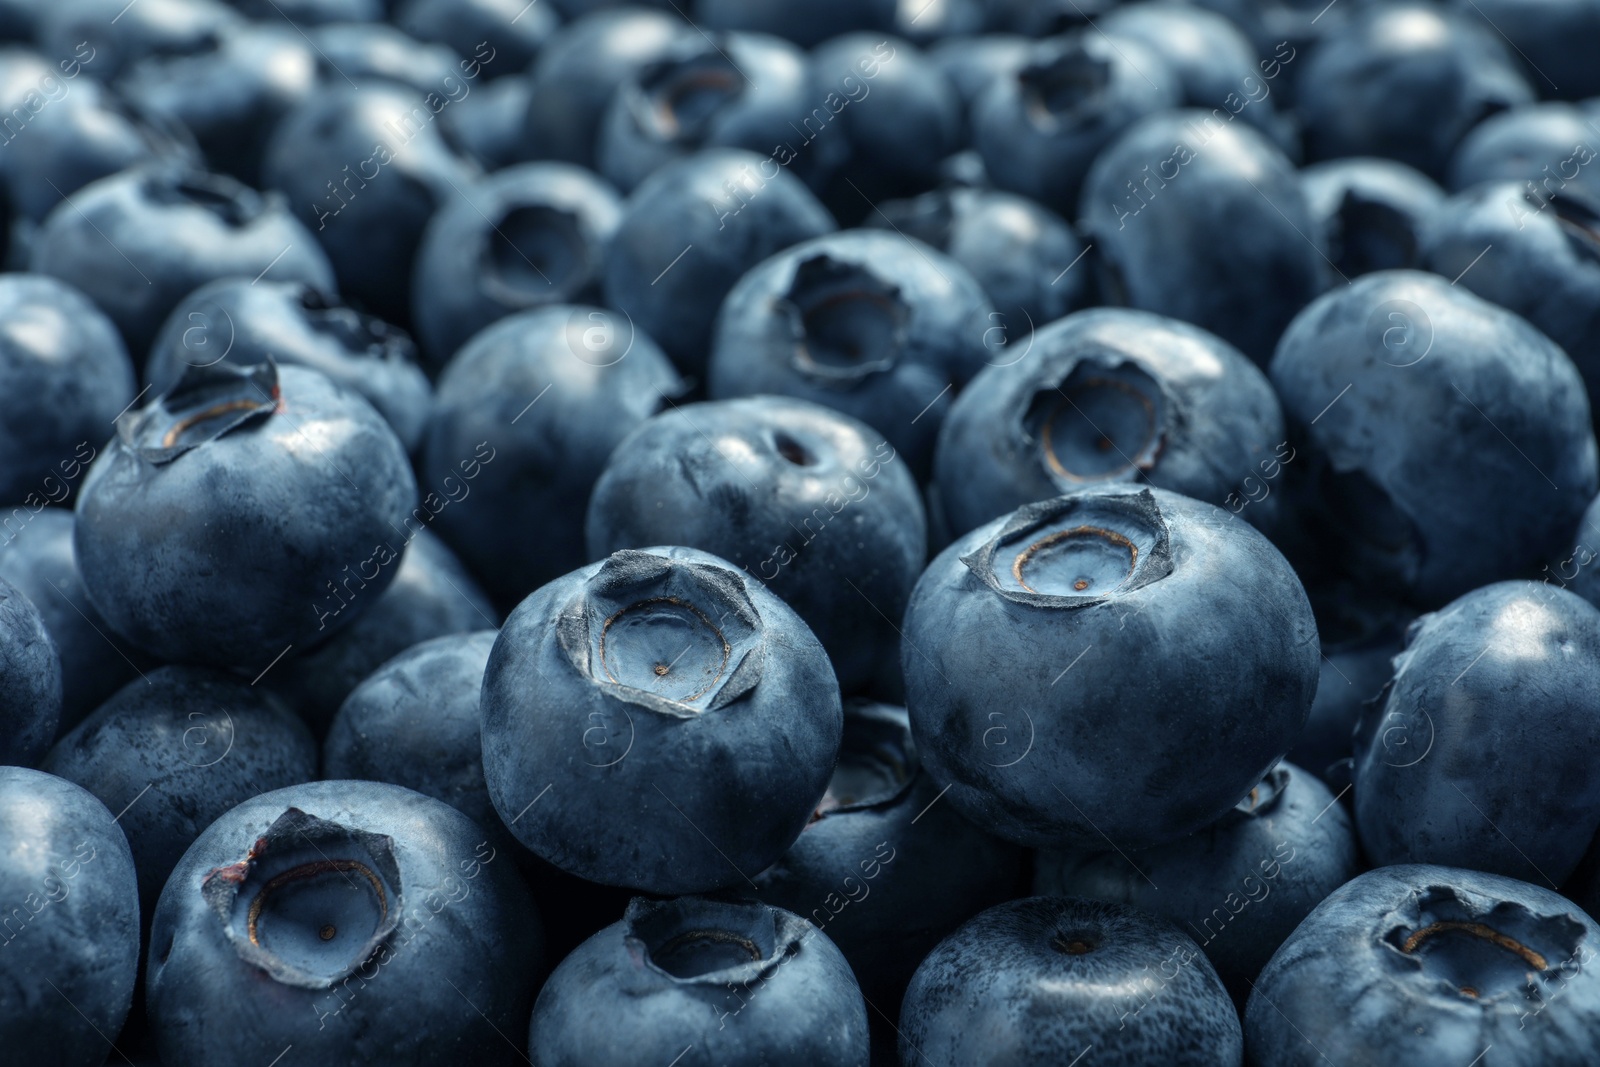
[423,305,684,610]
[1418,182,1600,421]
[1296,3,1535,180]
[752,701,1022,1003]
[308,23,466,95]
[0,508,140,731]
[42,665,318,912]
[394,0,556,77]
[1352,581,1600,885]
[0,571,60,764]
[481,546,843,893]
[1455,0,1600,100]
[1079,109,1324,367]
[37,0,242,83]
[146,279,432,453]
[263,81,477,327]
[1554,490,1600,608]
[324,630,500,838]
[116,25,319,187]
[934,308,1289,539]
[30,165,333,359]
[1245,865,1600,1066]
[228,0,378,22]
[440,74,532,172]
[523,9,691,169]
[597,32,813,194]
[0,274,133,505]
[270,528,496,737]
[1036,762,1361,1003]
[146,780,541,1067]
[706,229,995,478]
[902,486,1319,850]
[74,362,418,669]
[529,896,869,1067]
[696,0,874,46]
[603,147,836,378]
[974,31,1180,218]
[927,33,1031,117]
[411,163,623,369]
[585,397,925,695]
[1301,157,1446,279]
[1269,270,1599,605]
[900,897,1244,1066]
[0,767,139,1067]
[869,185,1089,336]
[1448,103,1600,198]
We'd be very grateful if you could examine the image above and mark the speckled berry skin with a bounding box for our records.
[0,572,62,766]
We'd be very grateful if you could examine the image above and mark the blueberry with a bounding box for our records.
[146,278,432,453]
[422,305,683,609]
[603,147,836,378]
[927,33,1031,118]
[696,0,874,47]
[1245,864,1600,1066]
[974,31,1180,217]
[1552,490,1600,608]
[752,700,1022,1003]
[37,0,242,82]
[1352,580,1600,885]
[1289,622,1405,786]
[0,508,141,731]
[439,74,534,172]
[227,0,376,22]
[0,572,59,764]
[42,665,318,911]
[1079,109,1324,366]
[263,81,477,326]
[1418,182,1600,421]
[480,546,842,893]
[411,163,623,369]
[868,185,1090,337]
[1448,102,1600,198]
[1301,156,1445,278]
[585,396,925,694]
[934,308,1289,540]
[270,528,496,737]
[523,9,691,168]
[900,896,1244,1066]
[394,0,557,77]
[74,360,417,669]
[597,32,814,194]
[706,228,994,477]
[1456,0,1600,100]
[0,274,133,504]
[529,895,869,1066]
[146,780,542,1065]
[30,165,334,358]
[1036,762,1361,1002]
[0,767,139,1067]
[308,22,467,95]
[1270,270,1598,605]
[902,486,1318,849]
[1296,2,1535,179]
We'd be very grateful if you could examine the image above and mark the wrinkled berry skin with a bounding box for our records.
[30,165,333,358]
[147,780,541,1067]
[935,308,1289,540]
[0,274,134,505]
[707,229,994,478]
[903,486,1318,850]
[529,896,869,1067]
[1270,270,1598,606]
[753,701,1022,1004]
[1353,581,1600,886]
[586,397,925,695]
[603,148,836,378]
[1246,865,1600,1067]
[901,897,1244,1067]
[481,546,842,894]
[75,361,418,670]
[146,278,432,453]
[1036,762,1362,1002]
[0,572,61,765]
[42,666,317,911]
[1301,157,1444,280]
[423,305,684,611]
[0,767,139,1067]
[1079,110,1324,367]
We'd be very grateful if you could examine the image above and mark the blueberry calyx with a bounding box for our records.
[298,286,420,366]
[557,550,766,717]
[1543,187,1600,263]
[1230,764,1290,820]
[628,42,745,145]
[1019,43,1113,129]
[780,255,909,384]
[810,702,917,823]
[959,489,1174,608]
[201,807,403,990]
[119,358,281,465]
[623,896,809,986]
[479,205,594,307]
[1022,358,1168,487]
[145,167,267,228]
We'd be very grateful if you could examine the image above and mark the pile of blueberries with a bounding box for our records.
[7,0,1600,1063]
